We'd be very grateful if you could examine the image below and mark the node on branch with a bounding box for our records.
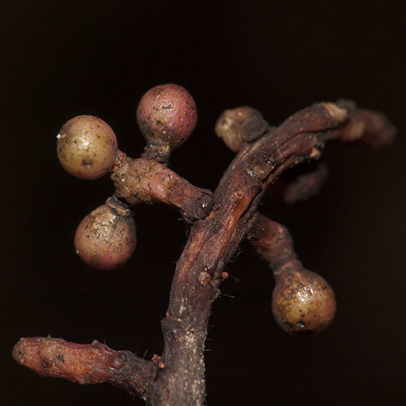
[13,83,396,405]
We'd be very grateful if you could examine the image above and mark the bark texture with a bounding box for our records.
[12,100,395,405]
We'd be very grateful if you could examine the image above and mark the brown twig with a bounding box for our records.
[111,154,214,222]
[12,100,395,405]
[247,212,297,270]
[12,337,156,400]
[147,100,395,404]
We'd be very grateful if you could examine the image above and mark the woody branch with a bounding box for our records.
[13,92,395,406]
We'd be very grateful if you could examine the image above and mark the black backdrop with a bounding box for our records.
[2,1,405,405]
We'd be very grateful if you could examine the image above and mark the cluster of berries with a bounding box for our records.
[56,84,335,334]
[57,84,198,271]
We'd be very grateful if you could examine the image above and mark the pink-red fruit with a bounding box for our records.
[136,84,197,151]
[57,115,118,179]
[272,267,336,334]
[74,196,136,270]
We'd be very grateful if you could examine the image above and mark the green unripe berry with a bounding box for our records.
[74,196,136,270]
[57,115,118,179]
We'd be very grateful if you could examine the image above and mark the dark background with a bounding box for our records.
[1,1,405,405]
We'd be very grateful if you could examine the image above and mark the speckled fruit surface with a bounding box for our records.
[57,115,118,179]
[136,83,197,149]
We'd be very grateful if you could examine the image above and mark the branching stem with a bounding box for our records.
[12,100,395,405]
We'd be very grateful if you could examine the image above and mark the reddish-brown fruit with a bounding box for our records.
[136,84,197,153]
[74,196,136,270]
[57,115,118,179]
[272,266,336,335]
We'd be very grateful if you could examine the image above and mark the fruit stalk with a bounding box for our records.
[111,156,213,222]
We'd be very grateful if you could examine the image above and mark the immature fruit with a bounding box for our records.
[215,107,254,152]
[272,266,336,335]
[215,106,269,152]
[57,115,118,179]
[74,196,136,270]
[136,84,197,151]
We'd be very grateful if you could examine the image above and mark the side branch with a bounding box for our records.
[149,100,395,404]
[13,98,395,406]
[12,337,156,400]
[334,100,396,147]
[111,154,213,222]
[247,212,297,270]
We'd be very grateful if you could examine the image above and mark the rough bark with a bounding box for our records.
[146,101,395,404]
[12,337,156,400]
[12,100,395,405]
